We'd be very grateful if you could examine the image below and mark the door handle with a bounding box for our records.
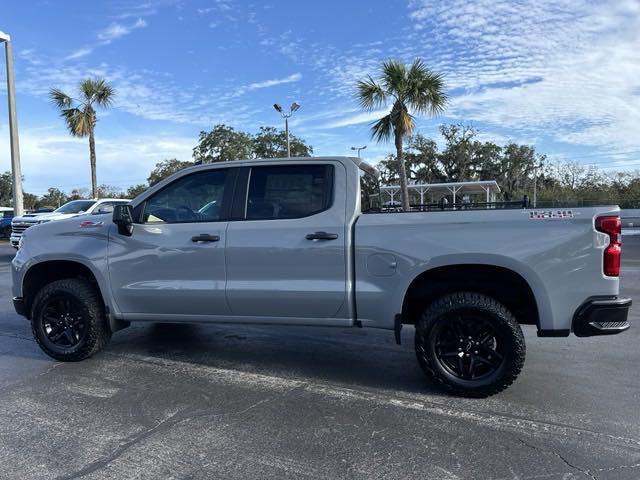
[305,231,338,240]
[191,234,220,243]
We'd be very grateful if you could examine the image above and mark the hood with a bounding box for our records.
[19,213,113,242]
[14,212,81,223]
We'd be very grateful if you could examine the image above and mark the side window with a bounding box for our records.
[246,165,333,220]
[93,202,120,215]
[143,169,227,223]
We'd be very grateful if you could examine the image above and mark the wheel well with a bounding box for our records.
[22,261,102,318]
[401,265,539,327]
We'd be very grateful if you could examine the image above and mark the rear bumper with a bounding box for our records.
[572,297,631,337]
[13,297,28,318]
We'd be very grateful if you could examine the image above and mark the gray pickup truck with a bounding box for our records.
[11,157,631,397]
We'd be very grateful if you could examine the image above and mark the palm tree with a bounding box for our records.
[49,79,115,198]
[357,59,447,210]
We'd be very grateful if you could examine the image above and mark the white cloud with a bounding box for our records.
[65,48,93,60]
[223,73,304,99]
[405,0,640,153]
[97,18,147,44]
[246,73,302,91]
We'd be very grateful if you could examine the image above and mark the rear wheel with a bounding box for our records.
[31,278,111,361]
[415,292,525,397]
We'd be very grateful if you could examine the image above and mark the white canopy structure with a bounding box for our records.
[380,180,501,205]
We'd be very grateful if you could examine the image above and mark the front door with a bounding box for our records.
[108,167,232,318]
[225,162,348,319]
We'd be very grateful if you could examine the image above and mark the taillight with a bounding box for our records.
[595,216,621,277]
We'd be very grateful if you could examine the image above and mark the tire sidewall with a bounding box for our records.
[416,293,525,396]
[31,279,106,361]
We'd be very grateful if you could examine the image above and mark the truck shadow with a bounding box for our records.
[112,322,448,397]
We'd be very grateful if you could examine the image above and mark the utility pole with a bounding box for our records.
[533,165,537,208]
[0,31,24,216]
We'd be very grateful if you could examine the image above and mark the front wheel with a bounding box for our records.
[415,292,525,397]
[31,278,111,361]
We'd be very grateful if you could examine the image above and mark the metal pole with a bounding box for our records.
[285,116,290,158]
[351,146,366,158]
[2,35,24,216]
[533,165,538,208]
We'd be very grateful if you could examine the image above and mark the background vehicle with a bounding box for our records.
[0,207,14,239]
[10,198,128,248]
[11,157,631,397]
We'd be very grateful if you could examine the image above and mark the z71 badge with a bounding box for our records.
[528,210,574,219]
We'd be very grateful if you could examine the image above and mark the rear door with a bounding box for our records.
[108,167,234,318]
[225,162,348,319]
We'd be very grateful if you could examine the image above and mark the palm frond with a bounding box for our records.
[61,107,93,137]
[406,60,448,116]
[79,78,115,108]
[356,76,387,111]
[370,114,394,143]
[93,79,115,108]
[49,88,73,109]
[381,60,407,97]
[389,101,415,137]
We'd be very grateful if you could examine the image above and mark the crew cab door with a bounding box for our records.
[225,162,348,319]
[107,167,234,318]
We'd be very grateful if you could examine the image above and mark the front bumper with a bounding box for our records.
[9,234,20,248]
[13,297,28,318]
[572,297,631,337]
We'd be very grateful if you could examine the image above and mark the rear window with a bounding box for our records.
[246,165,333,220]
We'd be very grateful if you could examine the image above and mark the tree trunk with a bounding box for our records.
[395,133,410,211]
[88,128,98,198]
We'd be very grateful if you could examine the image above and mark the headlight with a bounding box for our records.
[37,219,50,224]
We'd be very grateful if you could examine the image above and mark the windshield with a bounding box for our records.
[54,200,97,214]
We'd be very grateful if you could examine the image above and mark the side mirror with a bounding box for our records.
[113,204,134,236]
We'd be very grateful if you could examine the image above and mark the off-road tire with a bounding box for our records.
[31,278,111,361]
[415,292,525,397]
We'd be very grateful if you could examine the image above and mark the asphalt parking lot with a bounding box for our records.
[0,238,639,480]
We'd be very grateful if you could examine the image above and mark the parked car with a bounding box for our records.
[11,157,631,397]
[10,198,128,248]
[0,207,14,239]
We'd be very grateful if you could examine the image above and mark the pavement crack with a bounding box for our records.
[518,438,598,480]
[54,384,302,480]
[54,408,187,480]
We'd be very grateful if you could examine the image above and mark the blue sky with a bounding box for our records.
[1,0,639,195]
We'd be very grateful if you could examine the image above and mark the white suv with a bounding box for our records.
[10,199,128,248]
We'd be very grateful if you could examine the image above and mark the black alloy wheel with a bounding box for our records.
[432,313,504,380]
[40,294,88,349]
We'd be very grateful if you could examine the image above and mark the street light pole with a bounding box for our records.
[351,145,367,158]
[285,116,289,158]
[0,31,23,216]
[273,102,300,158]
